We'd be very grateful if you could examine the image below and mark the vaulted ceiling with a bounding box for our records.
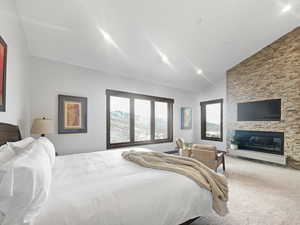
[16,0,300,92]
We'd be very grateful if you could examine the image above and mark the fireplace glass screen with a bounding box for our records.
[235,130,284,155]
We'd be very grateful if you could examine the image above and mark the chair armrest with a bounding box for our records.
[192,144,217,151]
[217,152,224,158]
[181,147,192,157]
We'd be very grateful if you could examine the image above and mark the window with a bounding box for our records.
[155,102,168,140]
[200,99,223,142]
[110,96,130,144]
[106,90,173,149]
[134,99,151,142]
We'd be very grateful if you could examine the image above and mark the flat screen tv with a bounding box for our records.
[237,99,281,121]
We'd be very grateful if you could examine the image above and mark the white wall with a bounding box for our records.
[0,0,31,136]
[30,57,197,155]
[193,77,227,150]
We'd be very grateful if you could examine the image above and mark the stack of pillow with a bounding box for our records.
[0,137,56,225]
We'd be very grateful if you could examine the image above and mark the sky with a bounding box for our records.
[206,103,221,124]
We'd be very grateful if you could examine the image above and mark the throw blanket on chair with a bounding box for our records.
[122,150,229,216]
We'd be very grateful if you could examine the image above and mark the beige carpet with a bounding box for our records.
[192,156,300,225]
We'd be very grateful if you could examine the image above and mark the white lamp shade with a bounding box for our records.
[31,118,54,135]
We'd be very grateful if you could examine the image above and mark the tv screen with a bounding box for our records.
[237,99,281,121]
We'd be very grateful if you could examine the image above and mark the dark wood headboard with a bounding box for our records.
[0,123,22,146]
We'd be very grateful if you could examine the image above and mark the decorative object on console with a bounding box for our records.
[181,107,192,129]
[230,131,238,150]
[58,95,87,134]
[0,35,7,112]
[31,118,54,137]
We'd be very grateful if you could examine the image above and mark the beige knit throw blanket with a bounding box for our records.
[122,150,229,216]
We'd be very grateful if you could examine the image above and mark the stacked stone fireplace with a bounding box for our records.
[226,27,300,164]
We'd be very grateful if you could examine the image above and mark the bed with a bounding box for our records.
[0,123,214,225]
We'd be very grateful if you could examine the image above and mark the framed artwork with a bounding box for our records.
[0,36,7,112]
[58,95,87,134]
[181,107,192,129]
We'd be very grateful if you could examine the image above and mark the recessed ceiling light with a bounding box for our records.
[197,69,203,75]
[148,39,176,71]
[161,54,170,64]
[100,29,112,42]
[154,46,171,65]
[97,27,119,49]
[281,4,292,13]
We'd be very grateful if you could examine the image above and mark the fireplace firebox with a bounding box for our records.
[235,130,284,155]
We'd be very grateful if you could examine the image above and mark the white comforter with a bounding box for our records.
[34,148,212,225]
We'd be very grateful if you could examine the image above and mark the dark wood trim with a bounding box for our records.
[106,93,111,147]
[150,100,155,141]
[130,97,135,143]
[106,89,174,103]
[0,36,7,112]
[58,95,88,134]
[180,217,199,225]
[0,123,21,146]
[106,89,174,149]
[108,139,173,149]
[164,150,179,154]
[200,98,223,142]
[168,103,174,142]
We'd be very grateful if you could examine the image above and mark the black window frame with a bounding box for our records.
[106,89,174,149]
[200,99,223,142]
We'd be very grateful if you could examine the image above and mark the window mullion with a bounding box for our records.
[130,97,135,143]
[204,106,207,139]
[151,100,155,141]
[168,103,173,141]
[106,94,111,148]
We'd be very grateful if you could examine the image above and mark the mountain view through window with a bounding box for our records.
[134,99,151,141]
[155,102,168,140]
[110,96,130,143]
[205,103,221,139]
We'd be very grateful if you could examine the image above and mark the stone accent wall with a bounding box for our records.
[227,27,300,161]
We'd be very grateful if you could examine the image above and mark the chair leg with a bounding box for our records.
[222,155,225,171]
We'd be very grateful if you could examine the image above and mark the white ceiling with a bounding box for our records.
[15,0,300,92]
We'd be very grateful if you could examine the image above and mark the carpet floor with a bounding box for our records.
[192,156,300,225]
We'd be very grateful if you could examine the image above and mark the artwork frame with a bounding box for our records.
[181,107,192,129]
[58,95,88,134]
[0,36,7,112]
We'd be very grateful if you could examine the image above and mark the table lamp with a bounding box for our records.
[31,117,54,137]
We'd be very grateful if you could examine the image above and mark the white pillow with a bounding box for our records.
[0,145,15,195]
[0,140,52,225]
[0,145,15,166]
[7,137,35,153]
[0,144,8,152]
[37,137,56,167]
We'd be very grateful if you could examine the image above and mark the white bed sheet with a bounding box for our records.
[34,148,212,225]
